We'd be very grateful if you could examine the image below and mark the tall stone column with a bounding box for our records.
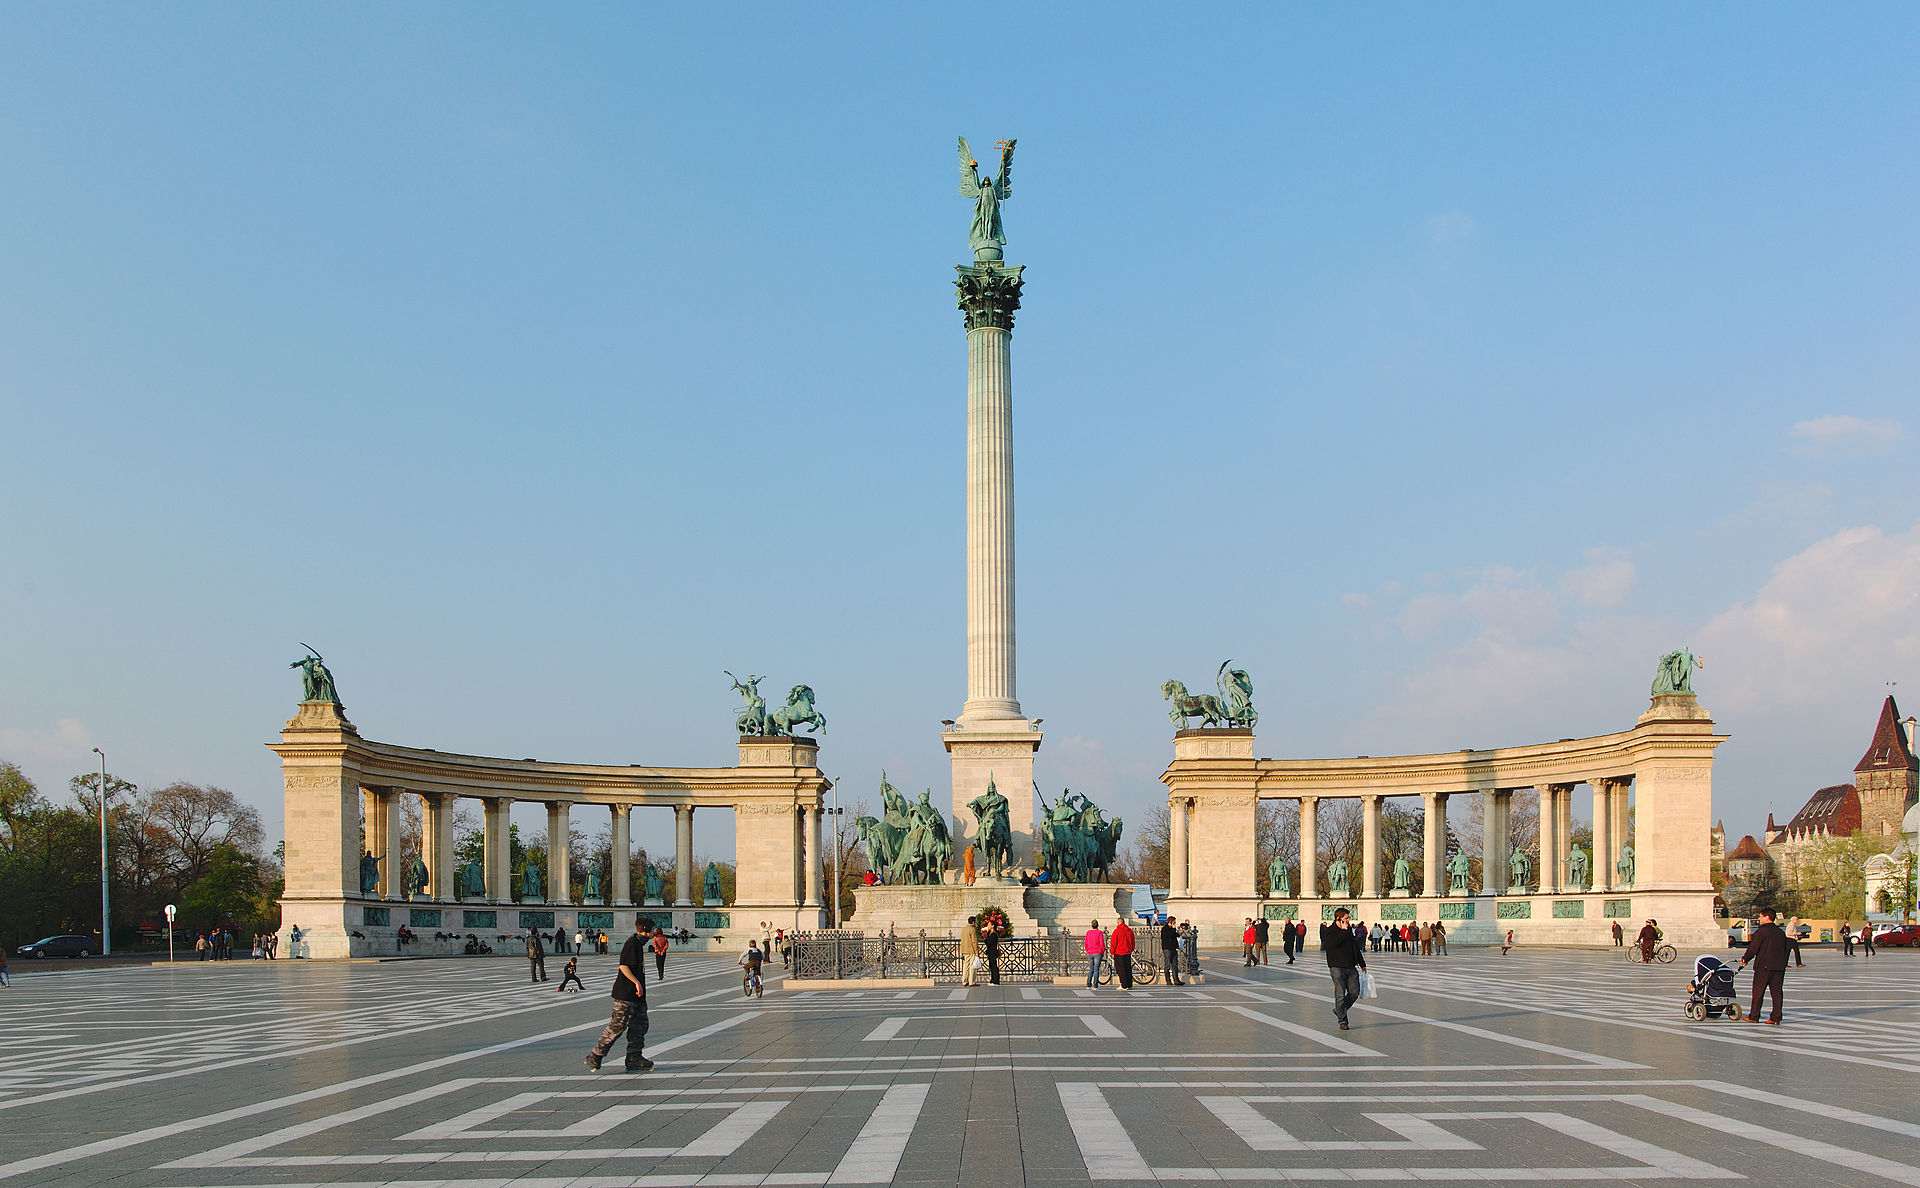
[1538,786,1557,895]
[421,793,451,902]
[1361,794,1381,899]
[674,803,694,907]
[1611,779,1632,855]
[1592,781,1613,893]
[610,804,632,905]
[947,259,1043,864]
[1481,790,1504,895]
[1168,796,1189,898]
[1299,795,1319,899]
[1422,792,1446,897]
[1555,784,1574,887]
[483,797,510,903]
[804,806,823,907]
[546,801,570,905]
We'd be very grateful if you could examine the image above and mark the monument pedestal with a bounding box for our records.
[846,883,1127,936]
[944,720,1043,868]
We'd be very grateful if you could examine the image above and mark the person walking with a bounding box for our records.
[1280,919,1295,964]
[1861,922,1877,957]
[1111,917,1136,991]
[574,928,586,955]
[1241,918,1257,966]
[960,916,982,988]
[557,955,585,993]
[1161,917,1184,986]
[1419,922,1432,956]
[1784,916,1805,967]
[1433,921,1447,956]
[1319,907,1367,1031]
[1368,923,1381,953]
[1737,908,1789,1025]
[650,927,668,980]
[1501,928,1514,956]
[527,929,549,983]
[1840,922,1854,955]
[1611,920,1623,947]
[585,916,652,1073]
[1254,916,1270,966]
[984,921,1001,985]
[1084,920,1107,987]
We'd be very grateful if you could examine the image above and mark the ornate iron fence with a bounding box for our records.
[789,931,1076,982]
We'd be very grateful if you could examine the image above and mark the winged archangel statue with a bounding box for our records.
[958,136,1015,262]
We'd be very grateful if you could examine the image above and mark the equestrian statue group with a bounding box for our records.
[855,774,956,887]
[1038,787,1123,883]
[1162,661,1257,730]
[727,671,826,737]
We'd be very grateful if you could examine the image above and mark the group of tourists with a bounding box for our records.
[193,928,245,960]
[1238,917,1445,965]
[1077,917,1201,988]
[528,924,670,986]
[1838,921,1879,956]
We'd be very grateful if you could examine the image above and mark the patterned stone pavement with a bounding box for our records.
[0,944,1915,1186]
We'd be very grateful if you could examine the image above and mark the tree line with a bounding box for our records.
[0,760,281,950]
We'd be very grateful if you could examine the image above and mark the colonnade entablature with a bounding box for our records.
[1163,692,1727,947]
[272,699,831,958]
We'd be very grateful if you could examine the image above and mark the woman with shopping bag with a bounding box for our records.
[1318,906,1368,1030]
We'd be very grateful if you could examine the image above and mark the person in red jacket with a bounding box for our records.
[1242,918,1258,966]
[1110,917,1137,991]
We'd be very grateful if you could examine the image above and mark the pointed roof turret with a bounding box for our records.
[1727,835,1768,862]
[1856,696,1918,773]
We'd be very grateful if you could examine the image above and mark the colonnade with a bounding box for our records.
[1166,779,1636,900]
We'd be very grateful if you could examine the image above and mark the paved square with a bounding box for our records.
[1,948,1916,1186]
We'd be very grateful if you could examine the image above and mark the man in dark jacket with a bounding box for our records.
[1281,919,1297,964]
[1737,908,1789,1025]
[1254,917,1270,965]
[585,915,653,1072]
[1160,918,1183,986]
[1319,907,1367,1030]
[526,930,548,983]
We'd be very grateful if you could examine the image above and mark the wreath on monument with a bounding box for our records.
[978,905,1012,937]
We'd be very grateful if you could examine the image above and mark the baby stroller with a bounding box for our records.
[1685,955,1742,1020]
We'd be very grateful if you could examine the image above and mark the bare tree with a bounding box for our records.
[1255,800,1300,892]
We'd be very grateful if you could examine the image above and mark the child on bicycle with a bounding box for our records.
[739,940,764,997]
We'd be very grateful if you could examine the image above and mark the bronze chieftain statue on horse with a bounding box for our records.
[1162,661,1257,730]
[728,672,826,737]
[1038,787,1122,883]
[968,777,1014,878]
[855,773,950,887]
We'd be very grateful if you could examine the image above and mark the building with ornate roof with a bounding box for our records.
[1762,696,1917,885]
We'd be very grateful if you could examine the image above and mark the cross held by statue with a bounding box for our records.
[995,139,1014,153]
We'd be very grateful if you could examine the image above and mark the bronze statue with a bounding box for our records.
[726,671,767,736]
[958,136,1015,262]
[358,850,382,895]
[404,855,429,899]
[968,777,1014,878]
[291,645,340,705]
[1651,647,1703,696]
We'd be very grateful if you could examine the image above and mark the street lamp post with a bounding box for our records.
[830,780,843,928]
[91,747,111,957]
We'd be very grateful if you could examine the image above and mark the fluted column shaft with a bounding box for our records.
[546,802,570,904]
[1592,783,1613,892]
[1361,794,1382,898]
[1422,793,1444,897]
[611,805,632,905]
[423,793,454,902]
[962,324,1019,720]
[1481,790,1504,895]
[804,806,823,906]
[1539,786,1558,894]
[1299,796,1319,899]
[1169,798,1189,897]
[1555,786,1574,885]
[484,797,510,903]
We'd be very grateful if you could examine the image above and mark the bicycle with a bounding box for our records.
[1096,952,1160,987]
[1625,944,1677,964]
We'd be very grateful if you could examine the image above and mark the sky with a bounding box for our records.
[3,9,1917,860]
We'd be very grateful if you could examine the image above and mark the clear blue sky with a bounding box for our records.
[4,9,1916,857]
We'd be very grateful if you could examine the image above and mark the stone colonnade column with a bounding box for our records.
[483,797,510,903]
[1539,786,1558,894]
[1421,792,1444,896]
[1610,780,1632,857]
[674,804,694,907]
[382,788,404,899]
[804,805,823,907]
[422,793,454,902]
[1555,786,1574,887]
[610,804,632,905]
[546,801,570,904]
[1361,794,1381,898]
[1168,797,1189,898]
[1592,782,1613,892]
[1299,796,1319,899]
[1481,790,1504,895]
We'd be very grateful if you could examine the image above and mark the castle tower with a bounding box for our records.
[1855,695,1918,845]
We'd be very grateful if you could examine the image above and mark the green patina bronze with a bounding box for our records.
[1651,647,1702,696]
[584,862,604,901]
[1268,854,1291,897]
[1439,901,1475,920]
[1380,902,1416,921]
[1321,903,1356,921]
[404,855,429,899]
[1446,849,1472,894]
[1615,844,1635,889]
[702,862,724,905]
[1603,897,1632,918]
[643,866,665,901]
[359,850,382,895]
[1507,845,1533,892]
[292,646,341,706]
[726,671,767,735]
[1038,788,1121,883]
[577,910,614,929]
[1261,903,1299,921]
[1391,853,1412,893]
[694,910,730,930]
[968,777,1014,878]
[459,860,485,898]
[1326,856,1351,896]
[1566,845,1591,891]
[1553,899,1586,918]
[409,908,441,927]
[957,135,1014,262]
[521,863,543,901]
[857,774,954,887]
[1496,899,1533,919]
[728,675,825,737]
[364,906,389,927]
[1163,662,1257,730]
[518,910,554,930]
[462,909,496,929]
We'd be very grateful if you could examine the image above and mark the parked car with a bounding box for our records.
[17,934,94,959]
[1868,924,1920,947]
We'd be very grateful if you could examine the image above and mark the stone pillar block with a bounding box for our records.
[610,804,632,906]
[674,804,694,907]
[1168,796,1190,898]
[944,723,1042,867]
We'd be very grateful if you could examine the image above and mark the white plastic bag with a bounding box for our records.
[1358,970,1378,999]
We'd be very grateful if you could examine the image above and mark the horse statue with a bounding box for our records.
[855,814,900,882]
[1091,814,1123,882]
[765,685,827,736]
[967,779,1014,878]
[1217,661,1257,728]
[1162,679,1230,729]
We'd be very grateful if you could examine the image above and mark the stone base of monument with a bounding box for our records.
[582,897,604,906]
[844,882,1130,935]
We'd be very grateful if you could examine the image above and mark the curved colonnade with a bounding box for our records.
[273,700,829,959]
[1164,692,1727,947]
